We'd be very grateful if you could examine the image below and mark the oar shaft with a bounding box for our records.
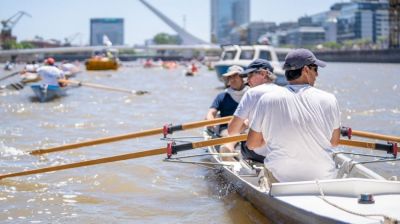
[30,117,233,155]
[181,116,233,130]
[192,134,246,148]
[0,71,19,82]
[0,147,167,180]
[30,128,164,155]
[1,135,246,180]
[65,80,136,94]
[339,139,376,149]
[351,130,400,143]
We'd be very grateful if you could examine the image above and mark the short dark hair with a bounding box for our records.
[285,67,303,81]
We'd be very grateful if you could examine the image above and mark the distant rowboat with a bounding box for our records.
[85,48,120,71]
[85,57,119,70]
[30,84,68,102]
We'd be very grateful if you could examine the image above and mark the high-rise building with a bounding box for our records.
[389,0,400,48]
[90,18,124,46]
[211,0,250,44]
[337,1,389,44]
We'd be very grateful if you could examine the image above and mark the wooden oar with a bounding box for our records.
[0,71,20,82]
[29,116,233,155]
[0,134,246,180]
[341,127,400,142]
[61,80,149,95]
[339,139,397,157]
[0,73,40,91]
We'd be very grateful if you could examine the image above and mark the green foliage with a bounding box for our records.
[20,41,34,49]
[119,49,136,54]
[322,42,341,50]
[153,33,181,45]
[2,40,34,50]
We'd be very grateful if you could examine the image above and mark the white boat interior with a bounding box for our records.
[202,131,400,224]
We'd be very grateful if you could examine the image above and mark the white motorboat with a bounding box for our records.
[214,45,287,86]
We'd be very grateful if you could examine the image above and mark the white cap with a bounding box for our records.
[222,65,244,78]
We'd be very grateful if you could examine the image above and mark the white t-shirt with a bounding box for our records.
[234,83,281,121]
[25,64,38,72]
[250,84,340,182]
[234,83,282,155]
[37,65,65,86]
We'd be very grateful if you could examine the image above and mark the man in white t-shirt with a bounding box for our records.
[37,58,66,86]
[221,59,282,162]
[247,49,341,182]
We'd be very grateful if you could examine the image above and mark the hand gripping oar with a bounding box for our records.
[341,127,400,143]
[61,80,149,95]
[0,134,246,180]
[29,116,233,155]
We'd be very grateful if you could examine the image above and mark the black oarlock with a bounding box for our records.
[340,126,352,139]
[167,142,174,158]
[163,124,170,138]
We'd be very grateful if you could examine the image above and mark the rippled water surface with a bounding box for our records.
[0,62,399,223]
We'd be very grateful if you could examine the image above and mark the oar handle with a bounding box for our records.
[339,139,398,157]
[167,134,246,158]
[341,126,400,142]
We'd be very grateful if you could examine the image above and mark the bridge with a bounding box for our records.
[0,0,292,62]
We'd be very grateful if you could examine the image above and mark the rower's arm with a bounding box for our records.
[330,128,340,147]
[227,116,246,136]
[247,128,265,150]
[206,108,218,120]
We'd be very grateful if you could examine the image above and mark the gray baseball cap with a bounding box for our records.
[240,59,274,77]
[282,49,326,71]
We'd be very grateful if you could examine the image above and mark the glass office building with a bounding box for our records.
[211,0,250,44]
[90,18,124,46]
[337,1,389,43]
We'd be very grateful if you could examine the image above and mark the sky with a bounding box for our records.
[1,0,343,46]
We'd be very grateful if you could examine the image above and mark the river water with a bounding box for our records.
[0,62,399,223]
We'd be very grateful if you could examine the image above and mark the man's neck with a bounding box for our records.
[232,84,245,91]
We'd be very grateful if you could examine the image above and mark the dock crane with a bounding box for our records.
[1,11,31,49]
[64,33,82,46]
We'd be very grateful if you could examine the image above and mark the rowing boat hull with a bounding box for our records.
[85,58,119,70]
[30,84,67,102]
[205,131,400,223]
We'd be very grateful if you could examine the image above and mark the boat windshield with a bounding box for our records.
[222,50,237,60]
[239,50,255,60]
[259,50,272,61]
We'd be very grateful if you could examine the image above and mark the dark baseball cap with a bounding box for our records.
[282,49,326,71]
[240,59,274,77]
